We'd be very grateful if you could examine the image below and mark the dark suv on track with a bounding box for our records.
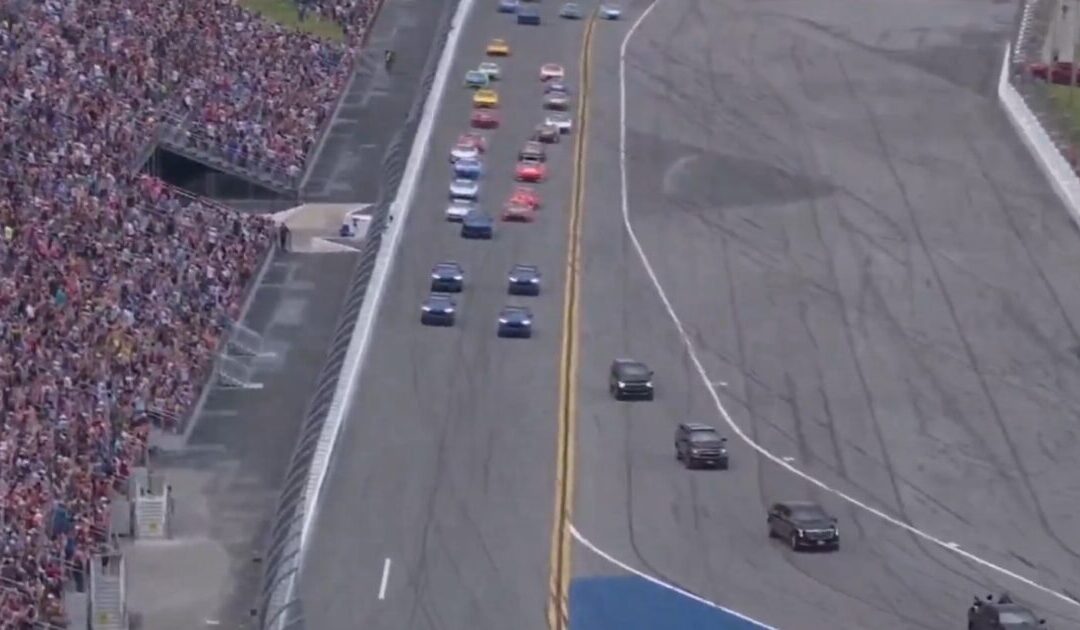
[609,359,653,400]
[674,423,728,469]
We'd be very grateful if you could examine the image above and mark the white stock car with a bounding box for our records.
[445,201,474,222]
[478,61,501,80]
[539,63,565,81]
[449,178,480,201]
[545,112,573,133]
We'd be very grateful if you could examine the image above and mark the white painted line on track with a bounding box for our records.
[569,524,777,629]
[567,0,1080,613]
[265,0,479,624]
[378,558,392,600]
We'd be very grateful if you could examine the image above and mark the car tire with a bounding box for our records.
[767,525,777,539]
[789,533,800,551]
[675,446,682,461]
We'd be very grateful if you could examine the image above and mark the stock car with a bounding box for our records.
[543,92,570,111]
[471,109,500,129]
[449,133,487,162]
[517,7,540,25]
[766,501,840,551]
[449,177,479,201]
[464,69,490,88]
[532,123,561,143]
[540,63,565,81]
[420,292,457,326]
[478,61,501,80]
[600,3,622,19]
[507,264,541,295]
[473,88,499,108]
[486,38,511,56]
[430,261,465,292]
[544,81,569,95]
[501,201,536,223]
[545,112,572,133]
[445,200,473,222]
[497,305,534,338]
[515,157,546,182]
[559,2,583,18]
[509,185,541,209]
[497,0,519,13]
[518,140,546,162]
[453,157,483,179]
[461,210,495,239]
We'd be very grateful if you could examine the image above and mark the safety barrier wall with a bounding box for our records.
[1001,0,1080,219]
[256,0,468,625]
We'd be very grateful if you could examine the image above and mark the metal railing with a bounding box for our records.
[1010,0,1080,174]
[256,0,462,626]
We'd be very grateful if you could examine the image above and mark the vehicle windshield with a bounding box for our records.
[467,71,484,79]
[999,608,1038,625]
[689,431,720,443]
[790,505,829,522]
[618,363,650,378]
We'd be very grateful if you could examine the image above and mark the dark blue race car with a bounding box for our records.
[507,264,541,296]
[461,210,495,239]
[517,7,540,24]
[497,305,534,338]
[430,261,465,292]
[420,292,457,326]
[453,157,483,180]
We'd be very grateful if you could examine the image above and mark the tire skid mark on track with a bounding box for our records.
[566,0,1080,618]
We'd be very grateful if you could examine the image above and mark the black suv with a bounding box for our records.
[766,501,839,551]
[609,359,653,400]
[674,423,728,469]
[968,593,1046,629]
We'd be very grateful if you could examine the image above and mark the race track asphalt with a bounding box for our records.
[298,3,589,629]
[572,0,1080,628]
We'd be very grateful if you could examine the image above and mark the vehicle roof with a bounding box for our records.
[466,69,486,75]
[511,263,539,272]
[434,261,462,269]
[427,292,455,302]
[501,305,532,315]
[682,423,715,431]
[464,210,492,221]
[543,62,564,69]
[548,112,571,120]
[452,177,477,184]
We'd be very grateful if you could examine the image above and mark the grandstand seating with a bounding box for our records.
[0,0,381,626]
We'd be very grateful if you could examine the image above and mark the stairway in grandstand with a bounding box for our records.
[157,111,299,197]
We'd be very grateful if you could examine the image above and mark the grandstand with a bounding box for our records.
[0,0,381,627]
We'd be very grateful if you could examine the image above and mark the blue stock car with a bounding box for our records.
[498,0,519,12]
[464,69,489,88]
[453,157,483,180]
[461,210,495,239]
[517,7,540,24]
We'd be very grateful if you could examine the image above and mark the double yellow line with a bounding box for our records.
[548,12,596,630]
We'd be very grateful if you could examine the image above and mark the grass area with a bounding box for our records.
[1049,84,1080,131]
[240,0,345,42]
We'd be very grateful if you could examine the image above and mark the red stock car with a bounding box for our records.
[502,202,537,222]
[509,185,541,209]
[515,157,546,182]
[470,109,500,129]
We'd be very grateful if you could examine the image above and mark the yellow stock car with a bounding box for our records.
[486,38,511,56]
[473,89,499,108]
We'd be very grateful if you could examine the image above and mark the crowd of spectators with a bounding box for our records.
[0,0,381,626]
[299,0,383,41]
